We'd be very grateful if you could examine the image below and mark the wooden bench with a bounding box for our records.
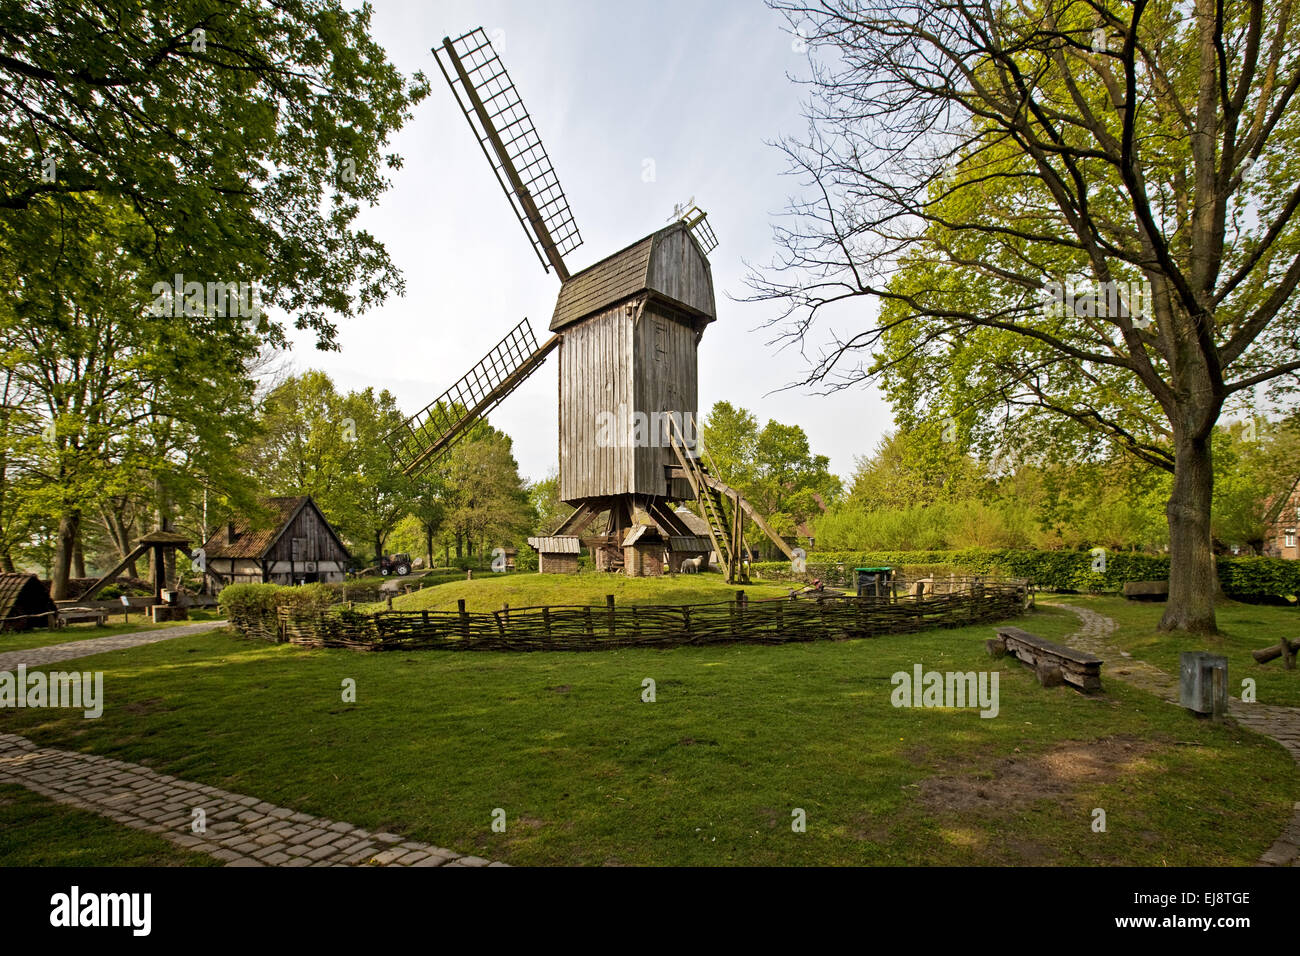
[1122,580,1169,601]
[58,607,108,627]
[987,626,1103,693]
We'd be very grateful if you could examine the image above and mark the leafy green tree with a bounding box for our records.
[0,0,428,347]
[753,1,1300,632]
[333,387,415,566]
[0,197,263,595]
[701,402,841,556]
[528,471,569,536]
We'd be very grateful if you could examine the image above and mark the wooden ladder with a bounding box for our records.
[666,419,747,583]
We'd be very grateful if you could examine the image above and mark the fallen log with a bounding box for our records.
[1253,638,1300,667]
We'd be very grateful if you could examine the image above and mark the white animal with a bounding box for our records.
[680,555,705,574]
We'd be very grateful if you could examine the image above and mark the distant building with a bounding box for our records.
[200,496,351,592]
[1264,479,1300,560]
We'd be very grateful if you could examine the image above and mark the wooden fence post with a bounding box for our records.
[542,606,552,640]
[606,594,616,640]
[458,598,469,641]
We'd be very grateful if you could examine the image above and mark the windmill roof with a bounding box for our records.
[550,222,716,332]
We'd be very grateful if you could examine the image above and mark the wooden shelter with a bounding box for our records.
[0,573,57,631]
[526,536,581,574]
[78,527,195,619]
[200,496,351,592]
[621,525,665,578]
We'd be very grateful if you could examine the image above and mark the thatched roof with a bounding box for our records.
[200,496,348,561]
[0,573,57,622]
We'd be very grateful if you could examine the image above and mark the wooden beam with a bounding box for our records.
[77,543,150,601]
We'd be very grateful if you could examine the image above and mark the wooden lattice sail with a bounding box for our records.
[435,28,582,280]
[385,319,558,476]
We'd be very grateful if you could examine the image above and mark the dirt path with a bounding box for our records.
[1045,602,1300,867]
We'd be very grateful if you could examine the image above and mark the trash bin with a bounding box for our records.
[855,567,894,599]
[1179,651,1228,716]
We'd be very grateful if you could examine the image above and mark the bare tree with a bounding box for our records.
[749,0,1300,632]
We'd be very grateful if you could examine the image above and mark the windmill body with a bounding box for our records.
[552,222,713,506]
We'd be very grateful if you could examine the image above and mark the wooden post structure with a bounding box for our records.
[458,598,469,641]
[606,594,616,640]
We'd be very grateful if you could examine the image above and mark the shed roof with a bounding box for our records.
[0,573,57,621]
[667,535,712,553]
[526,536,582,554]
[550,222,716,332]
[200,496,350,562]
[673,507,712,537]
[621,525,664,547]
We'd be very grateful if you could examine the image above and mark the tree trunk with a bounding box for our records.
[0,551,13,573]
[50,510,80,600]
[424,526,434,570]
[1161,433,1218,633]
[73,533,86,579]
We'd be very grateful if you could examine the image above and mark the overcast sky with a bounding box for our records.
[282,0,893,486]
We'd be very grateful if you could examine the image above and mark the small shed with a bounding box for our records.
[622,525,665,578]
[201,496,351,592]
[666,535,712,573]
[0,573,58,631]
[527,535,582,574]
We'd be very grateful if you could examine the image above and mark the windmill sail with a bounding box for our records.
[386,319,559,476]
[436,28,582,280]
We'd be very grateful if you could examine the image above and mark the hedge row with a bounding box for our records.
[751,549,1300,598]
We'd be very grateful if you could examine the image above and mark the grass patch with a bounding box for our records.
[0,784,217,866]
[1045,595,1300,707]
[0,610,223,653]
[387,571,793,613]
[0,602,1292,866]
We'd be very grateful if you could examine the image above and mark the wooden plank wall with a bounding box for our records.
[558,304,635,501]
[265,504,349,565]
[646,227,715,320]
[634,303,699,499]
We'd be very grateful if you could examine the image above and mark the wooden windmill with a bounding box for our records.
[385,28,792,580]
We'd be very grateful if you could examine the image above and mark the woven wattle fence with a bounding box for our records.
[232,579,1031,653]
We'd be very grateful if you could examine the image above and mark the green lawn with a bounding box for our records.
[0,601,1293,866]
[387,571,793,613]
[0,609,223,653]
[1045,594,1300,707]
[0,784,218,866]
